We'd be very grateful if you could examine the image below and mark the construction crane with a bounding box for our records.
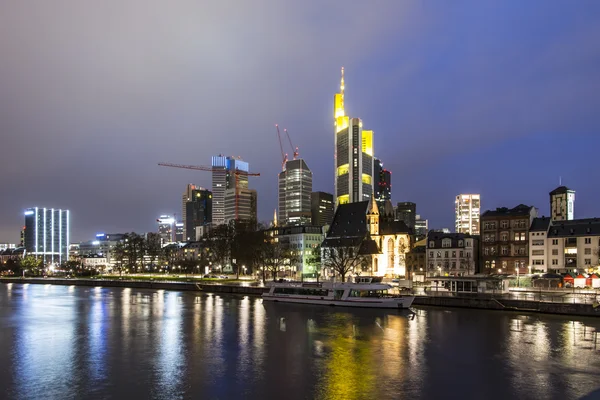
[158,162,260,220]
[284,128,299,160]
[275,124,287,171]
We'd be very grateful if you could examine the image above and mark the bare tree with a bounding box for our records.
[322,243,364,283]
[146,232,162,272]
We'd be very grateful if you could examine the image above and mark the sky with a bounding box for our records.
[1,1,600,242]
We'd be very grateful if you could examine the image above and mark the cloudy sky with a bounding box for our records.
[1,1,600,242]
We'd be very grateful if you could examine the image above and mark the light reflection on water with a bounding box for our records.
[0,284,599,400]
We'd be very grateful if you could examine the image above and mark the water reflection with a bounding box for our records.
[0,284,599,400]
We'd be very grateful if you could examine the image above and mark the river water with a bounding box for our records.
[0,283,599,400]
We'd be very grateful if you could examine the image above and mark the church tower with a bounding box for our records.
[367,194,380,236]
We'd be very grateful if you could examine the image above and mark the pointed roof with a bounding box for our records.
[367,194,379,216]
[326,201,369,238]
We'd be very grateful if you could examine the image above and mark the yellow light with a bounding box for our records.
[362,174,372,185]
[362,130,373,156]
[337,164,349,176]
[337,195,349,205]
[335,116,349,133]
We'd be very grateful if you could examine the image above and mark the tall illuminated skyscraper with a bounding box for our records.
[211,155,249,225]
[157,215,174,245]
[278,159,313,226]
[334,68,374,208]
[455,194,481,234]
[24,207,69,264]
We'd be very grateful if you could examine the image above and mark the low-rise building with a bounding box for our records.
[82,255,108,269]
[406,242,426,281]
[528,217,600,274]
[426,232,479,277]
[480,204,538,274]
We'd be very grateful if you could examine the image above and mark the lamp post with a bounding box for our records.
[516,266,520,287]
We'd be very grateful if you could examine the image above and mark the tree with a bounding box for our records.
[322,242,364,283]
[162,244,179,273]
[206,224,234,273]
[112,241,126,276]
[20,255,43,276]
[459,253,475,276]
[306,244,322,282]
[146,232,162,272]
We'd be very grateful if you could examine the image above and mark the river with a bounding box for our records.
[0,283,599,400]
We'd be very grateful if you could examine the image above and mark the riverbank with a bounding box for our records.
[0,277,268,295]
[2,278,599,317]
[413,295,600,317]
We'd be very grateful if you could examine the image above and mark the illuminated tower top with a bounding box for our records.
[334,67,348,132]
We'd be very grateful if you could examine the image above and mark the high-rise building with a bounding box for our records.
[550,186,575,221]
[224,188,257,224]
[278,159,313,226]
[374,158,391,208]
[414,215,428,241]
[455,194,481,235]
[184,187,212,240]
[334,68,374,208]
[212,155,249,225]
[174,222,184,242]
[157,215,174,245]
[396,202,416,230]
[24,207,70,264]
[182,184,202,239]
[311,191,334,227]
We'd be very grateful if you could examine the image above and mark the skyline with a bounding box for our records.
[2,1,600,242]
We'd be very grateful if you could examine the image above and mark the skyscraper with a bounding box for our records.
[24,207,69,264]
[183,186,212,240]
[334,68,374,208]
[157,215,174,245]
[374,158,391,208]
[182,184,200,239]
[311,191,334,227]
[224,188,257,224]
[211,155,249,225]
[455,194,481,234]
[396,202,416,230]
[278,159,313,226]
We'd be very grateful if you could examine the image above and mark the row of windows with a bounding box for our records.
[483,232,526,242]
[483,247,527,256]
[429,250,470,258]
[483,220,528,230]
[484,260,526,269]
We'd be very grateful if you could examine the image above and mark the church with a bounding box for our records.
[321,196,412,278]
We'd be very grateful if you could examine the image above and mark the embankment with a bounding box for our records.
[0,278,267,295]
[413,296,600,317]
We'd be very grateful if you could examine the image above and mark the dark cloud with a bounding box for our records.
[1,1,599,241]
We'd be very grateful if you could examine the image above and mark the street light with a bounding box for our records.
[516,266,520,287]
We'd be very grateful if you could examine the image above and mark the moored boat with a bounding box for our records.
[262,276,414,309]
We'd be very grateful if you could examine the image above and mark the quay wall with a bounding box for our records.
[413,296,600,317]
[0,278,267,295]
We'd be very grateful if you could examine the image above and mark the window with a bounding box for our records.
[459,251,464,258]
[585,248,591,255]
[484,247,489,256]
[519,220,527,228]
[501,220,509,229]
[585,238,591,244]
[501,233,508,241]
[429,251,434,258]
[533,259,544,265]
[552,239,558,245]
[532,240,544,246]
[501,247,508,255]
[452,251,456,257]
[502,261,507,269]
[436,251,441,258]
[451,261,456,269]
[458,240,464,247]
[584,259,591,265]
[514,232,526,241]
[552,249,558,255]
[532,250,544,256]
[519,248,526,255]
[552,259,558,265]
[442,239,451,248]
[429,241,434,248]
[444,251,449,258]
